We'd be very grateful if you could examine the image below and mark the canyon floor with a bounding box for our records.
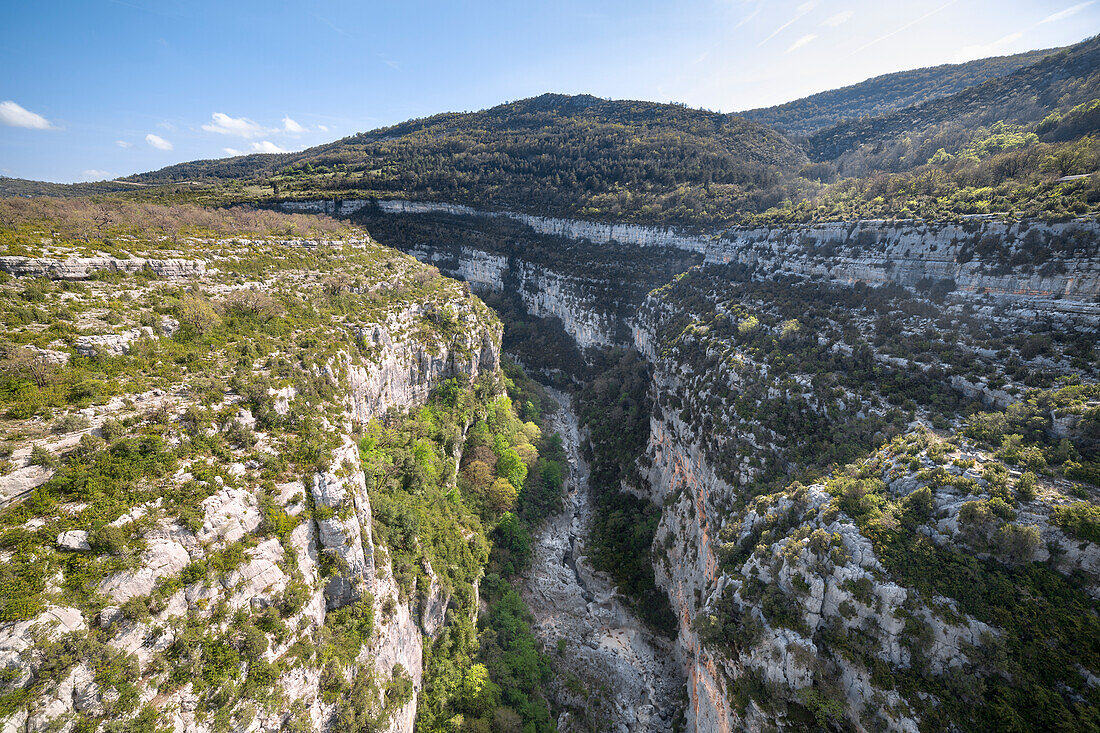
[520,388,685,732]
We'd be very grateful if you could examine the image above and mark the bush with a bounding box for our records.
[99,418,124,442]
[29,444,59,469]
[994,523,1041,563]
[1052,502,1100,543]
[1016,471,1037,501]
[52,413,90,433]
[177,295,220,337]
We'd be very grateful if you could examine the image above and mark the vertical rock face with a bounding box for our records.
[285,199,1100,320]
[403,241,637,349]
[342,301,500,423]
[0,233,503,733]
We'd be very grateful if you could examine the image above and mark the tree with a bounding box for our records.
[463,460,493,492]
[459,663,500,718]
[488,478,518,514]
[496,449,527,491]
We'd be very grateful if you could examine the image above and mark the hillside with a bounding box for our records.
[0,177,142,199]
[740,46,1058,136]
[124,94,807,225]
[14,37,1100,226]
[808,35,1100,165]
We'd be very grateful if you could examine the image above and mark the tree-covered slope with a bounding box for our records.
[807,35,1100,164]
[17,37,1100,225]
[740,46,1058,137]
[123,94,808,223]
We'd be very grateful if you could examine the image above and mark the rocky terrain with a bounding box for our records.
[0,191,1097,733]
[364,201,1100,731]
[0,202,511,732]
[520,388,683,732]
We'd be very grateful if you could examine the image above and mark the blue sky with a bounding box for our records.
[2,0,1097,183]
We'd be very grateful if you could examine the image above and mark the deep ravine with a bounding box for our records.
[520,387,684,732]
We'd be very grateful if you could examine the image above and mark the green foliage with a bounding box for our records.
[1052,502,1100,543]
[577,348,677,633]
[825,457,1100,730]
[495,449,527,492]
[322,596,376,666]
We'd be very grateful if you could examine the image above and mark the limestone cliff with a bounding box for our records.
[360,197,1100,731]
[0,232,501,733]
[282,199,1100,325]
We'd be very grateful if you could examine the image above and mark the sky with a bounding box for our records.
[2,0,1098,183]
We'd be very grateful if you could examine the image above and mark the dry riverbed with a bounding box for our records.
[521,387,684,732]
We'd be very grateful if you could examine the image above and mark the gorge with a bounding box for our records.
[291,198,1100,731]
[2,28,1100,733]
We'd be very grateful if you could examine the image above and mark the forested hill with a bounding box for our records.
[739,46,1058,136]
[27,35,1100,225]
[807,35,1100,163]
[123,94,806,218]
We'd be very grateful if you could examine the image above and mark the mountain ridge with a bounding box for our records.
[740,46,1061,136]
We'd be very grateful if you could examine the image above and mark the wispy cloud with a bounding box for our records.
[737,5,761,27]
[202,112,266,138]
[317,124,329,132]
[758,0,816,47]
[115,140,133,148]
[282,116,306,133]
[787,33,817,52]
[824,10,853,27]
[313,12,351,38]
[156,121,175,130]
[1040,1,1094,23]
[145,133,173,151]
[82,169,111,180]
[0,100,53,129]
[851,0,958,55]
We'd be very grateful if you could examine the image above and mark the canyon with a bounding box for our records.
[0,197,1097,733]
[281,199,1100,731]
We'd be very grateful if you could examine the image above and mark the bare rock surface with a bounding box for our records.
[521,388,684,732]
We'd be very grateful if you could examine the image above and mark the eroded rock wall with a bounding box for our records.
[282,199,1100,320]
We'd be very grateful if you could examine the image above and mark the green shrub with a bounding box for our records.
[1052,502,1100,543]
[29,444,59,469]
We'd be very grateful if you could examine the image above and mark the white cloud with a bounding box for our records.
[787,33,817,52]
[115,140,132,148]
[758,1,816,46]
[157,121,175,130]
[223,147,245,156]
[0,100,53,129]
[145,133,173,151]
[82,169,111,180]
[202,112,266,138]
[824,10,853,27]
[251,140,287,154]
[282,116,306,133]
[1040,1,1094,23]
[317,124,329,132]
